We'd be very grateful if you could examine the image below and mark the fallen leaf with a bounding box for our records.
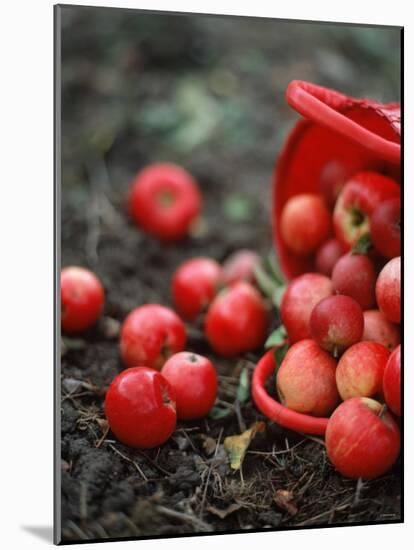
[200,435,217,456]
[274,489,298,516]
[207,502,244,519]
[96,418,109,434]
[224,421,265,470]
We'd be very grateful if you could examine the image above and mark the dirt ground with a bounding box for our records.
[59,6,402,543]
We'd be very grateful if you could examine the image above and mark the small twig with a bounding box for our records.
[247,439,306,457]
[156,506,212,532]
[239,463,245,486]
[199,428,223,516]
[304,434,326,446]
[108,444,148,481]
[295,497,353,526]
[353,477,366,506]
[95,423,110,448]
[136,449,172,476]
[80,482,88,522]
[65,520,89,540]
[118,512,140,536]
[179,428,198,452]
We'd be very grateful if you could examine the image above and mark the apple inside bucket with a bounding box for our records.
[273,80,401,280]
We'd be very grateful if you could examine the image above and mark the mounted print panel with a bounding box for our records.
[55,4,402,544]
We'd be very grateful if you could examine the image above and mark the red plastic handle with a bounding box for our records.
[252,349,329,436]
[286,80,400,165]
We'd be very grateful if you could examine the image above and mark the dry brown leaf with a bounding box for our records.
[224,421,265,470]
[274,489,298,516]
[200,435,217,456]
[96,418,109,434]
[206,502,243,519]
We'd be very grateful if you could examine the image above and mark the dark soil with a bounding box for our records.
[59,6,402,543]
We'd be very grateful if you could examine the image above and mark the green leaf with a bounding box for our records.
[351,233,372,255]
[265,326,287,349]
[254,263,279,299]
[265,253,285,285]
[272,285,286,308]
[236,367,250,403]
[209,406,232,420]
[223,194,255,222]
[274,343,289,366]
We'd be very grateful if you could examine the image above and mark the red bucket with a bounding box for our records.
[253,80,401,436]
[274,80,401,280]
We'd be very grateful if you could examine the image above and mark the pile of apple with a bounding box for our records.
[275,170,401,479]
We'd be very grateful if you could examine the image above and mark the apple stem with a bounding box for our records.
[332,345,339,359]
[378,403,388,419]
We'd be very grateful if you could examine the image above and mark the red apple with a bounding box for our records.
[315,239,344,277]
[318,158,380,210]
[383,345,401,416]
[172,257,224,320]
[205,282,268,356]
[333,172,400,250]
[376,257,401,324]
[162,352,218,420]
[280,194,331,256]
[336,341,390,400]
[362,310,400,351]
[222,249,261,285]
[120,305,187,370]
[280,273,333,344]
[276,339,340,417]
[331,253,376,310]
[310,295,364,356]
[370,198,401,259]
[326,397,401,479]
[319,160,354,210]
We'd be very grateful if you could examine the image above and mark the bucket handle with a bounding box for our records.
[286,80,400,165]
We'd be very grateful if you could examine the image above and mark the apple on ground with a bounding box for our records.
[205,281,268,356]
[119,304,187,370]
[222,249,261,285]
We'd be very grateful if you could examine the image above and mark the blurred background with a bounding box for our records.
[61,8,401,308]
[59,7,401,541]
